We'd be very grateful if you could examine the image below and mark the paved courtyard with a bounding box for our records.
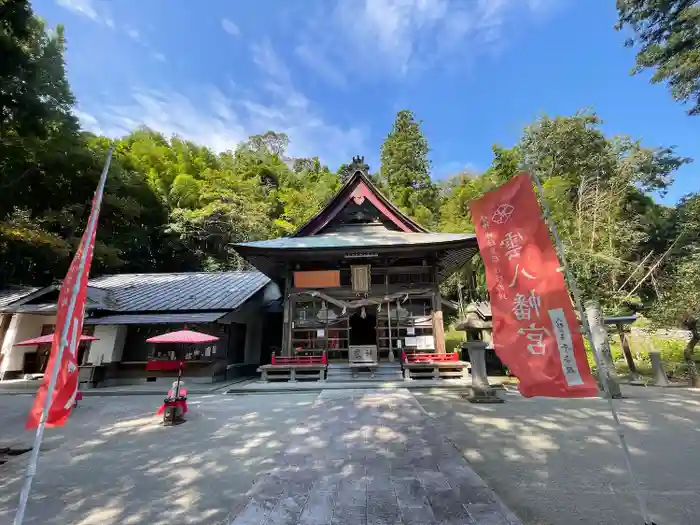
[0,390,518,525]
[416,386,700,525]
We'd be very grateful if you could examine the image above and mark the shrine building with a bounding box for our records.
[233,163,479,375]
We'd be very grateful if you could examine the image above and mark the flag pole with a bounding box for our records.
[528,169,654,525]
[14,148,113,525]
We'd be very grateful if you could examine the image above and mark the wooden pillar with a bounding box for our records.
[281,273,293,357]
[432,264,446,354]
[284,296,295,357]
[616,323,638,375]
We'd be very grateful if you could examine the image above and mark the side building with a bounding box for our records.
[0,271,281,386]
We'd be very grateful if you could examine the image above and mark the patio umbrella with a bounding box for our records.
[145,328,219,344]
[145,328,219,397]
[14,334,99,346]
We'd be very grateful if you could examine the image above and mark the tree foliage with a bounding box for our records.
[617,0,700,115]
[379,110,439,227]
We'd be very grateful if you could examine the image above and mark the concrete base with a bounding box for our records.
[463,386,505,404]
[650,352,671,387]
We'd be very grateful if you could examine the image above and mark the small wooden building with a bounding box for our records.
[234,165,478,370]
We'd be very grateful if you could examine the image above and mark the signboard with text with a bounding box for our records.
[470,173,598,398]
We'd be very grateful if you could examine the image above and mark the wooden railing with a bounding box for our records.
[270,353,327,366]
[401,351,459,363]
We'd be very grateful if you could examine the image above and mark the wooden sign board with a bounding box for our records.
[293,270,341,289]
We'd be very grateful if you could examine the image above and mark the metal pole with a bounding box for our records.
[529,170,653,525]
[14,148,113,525]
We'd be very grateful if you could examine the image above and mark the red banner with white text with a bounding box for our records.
[26,164,109,428]
[469,173,598,398]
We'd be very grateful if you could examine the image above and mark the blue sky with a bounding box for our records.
[36,0,698,203]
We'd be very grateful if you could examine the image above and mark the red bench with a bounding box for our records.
[402,352,459,363]
[401,352,469,380]
[258,353,327,382]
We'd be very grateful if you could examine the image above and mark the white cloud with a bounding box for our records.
[80,88,249,153]
[250,40,292,85]
[294,44,347,88]
[152,52,167,63]
[73,109,101,130]
[125,27,141,42]
[296,0,557,81]
[79,47,366,166]
[56,0,99,20]
[221,18,241,37]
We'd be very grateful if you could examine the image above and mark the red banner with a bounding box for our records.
[470,173,598,398]
[26,153,111,428]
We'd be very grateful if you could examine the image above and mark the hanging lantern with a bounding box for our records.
[361,307,366,319]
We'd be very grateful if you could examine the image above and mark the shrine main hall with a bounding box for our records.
[233,165,479,380]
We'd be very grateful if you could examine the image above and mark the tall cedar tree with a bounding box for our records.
[617,0,700,115]
[379,110,439,227]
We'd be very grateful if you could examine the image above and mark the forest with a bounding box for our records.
[1,1,698,362]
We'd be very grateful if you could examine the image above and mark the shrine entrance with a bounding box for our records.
[349,311,376,346]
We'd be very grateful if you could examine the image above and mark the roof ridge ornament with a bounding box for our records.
[350,155,368,175]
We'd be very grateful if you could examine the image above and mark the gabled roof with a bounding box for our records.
[0,286,40,309]
[239,230,475,250]
[0,271,270,314]
[293,170,428,236]
[88,271,269,312]
[234,168,479,281]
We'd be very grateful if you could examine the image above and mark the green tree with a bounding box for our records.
[650,193,700,385]
[379,110,439,227]
[616,0,700,115]
[517,110,688,308]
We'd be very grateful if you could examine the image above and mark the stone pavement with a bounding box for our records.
[0,390,520,525]
[227,389,519,525]
[416,385,700,525]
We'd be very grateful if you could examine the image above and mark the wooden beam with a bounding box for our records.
[432,264,446,354]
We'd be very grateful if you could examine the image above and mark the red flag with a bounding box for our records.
[469,173,598,398]
[26,151,112,428]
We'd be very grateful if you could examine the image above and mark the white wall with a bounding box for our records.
[87,325,127,364]
[0,313,56,375]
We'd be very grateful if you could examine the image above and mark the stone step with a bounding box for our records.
[327,363,402,369]
[326,367,404,382]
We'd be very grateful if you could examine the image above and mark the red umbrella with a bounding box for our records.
[146,328,219,344]
[146,328,219,399]
[14,334,99,346]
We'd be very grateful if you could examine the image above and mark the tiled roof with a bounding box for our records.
[87,271,269,312]
[235,231,476,250]
[85,312,227,325]
[0,287,40,308]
